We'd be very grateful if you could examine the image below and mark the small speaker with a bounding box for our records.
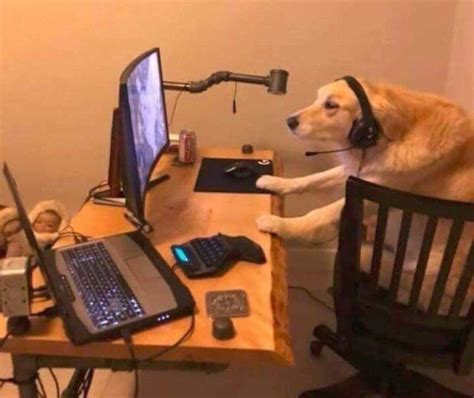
[0,257,30,317]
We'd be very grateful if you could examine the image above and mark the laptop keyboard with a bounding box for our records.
[61,241,145,330]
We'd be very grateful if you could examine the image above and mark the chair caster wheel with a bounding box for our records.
[310,340,324,356]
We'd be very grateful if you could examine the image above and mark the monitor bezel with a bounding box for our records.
[119,48,170,225]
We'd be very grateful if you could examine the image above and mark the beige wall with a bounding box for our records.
[445,0,473,110]
[0,0,466,219]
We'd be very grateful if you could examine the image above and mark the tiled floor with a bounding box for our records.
[1,248,473,397]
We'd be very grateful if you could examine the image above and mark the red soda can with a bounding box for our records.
[178,129,196,164]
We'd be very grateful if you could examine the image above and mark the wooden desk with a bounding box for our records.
[0,148,292,395]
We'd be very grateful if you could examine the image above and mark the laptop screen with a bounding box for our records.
[119,48,169,225]
[3,163,44,264]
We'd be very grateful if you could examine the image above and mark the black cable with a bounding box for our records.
[36,372,47,398]
[305,146,355,156]
[81,180,110,208]
[0,376,15,389]
[59,224,75,234]
[30,305,60,318]
[232,82,238,114]
[171,262,179,272]
[76,369,93,397]
[168,91,183,128]
[122,330,139,398]
[58,225,90,242]
[289,285,334,312]
[33,285,48,292]
[141,314,195,362]
[85,180,110,204]
[47,368,60,398]
[0,332,11,349]
[52,228,91,246]
[32,291,51,301]
[32,285,51,300]
[82,370,94,397]
[91,200,126,208]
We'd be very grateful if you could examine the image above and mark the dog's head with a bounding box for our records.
[287,79,366,144]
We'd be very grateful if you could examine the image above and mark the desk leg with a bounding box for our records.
[12,354,39,398]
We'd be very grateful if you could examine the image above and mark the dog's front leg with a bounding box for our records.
[256,199,345,243]
[256,165,347,195]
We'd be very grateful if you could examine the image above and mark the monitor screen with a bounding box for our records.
[119,48,169,224]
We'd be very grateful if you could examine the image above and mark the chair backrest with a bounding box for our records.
[334,177,474,374]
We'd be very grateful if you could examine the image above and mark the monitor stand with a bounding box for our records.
[107,107,124,199]
[91,106,126,205]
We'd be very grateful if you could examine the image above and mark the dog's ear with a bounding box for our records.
[367,87,407,142]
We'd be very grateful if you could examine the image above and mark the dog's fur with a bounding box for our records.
[256,78,473,314]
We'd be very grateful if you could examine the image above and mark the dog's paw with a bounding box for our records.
[256,175,293,195]
[256,214,284,234]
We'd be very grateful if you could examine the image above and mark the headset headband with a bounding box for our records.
[339,76,378,133]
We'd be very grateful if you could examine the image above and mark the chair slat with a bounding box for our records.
[369,204,389,289]
[449,242,474,318]
[409,216,438,309]
[389,211,413,301]
[428,219,465,314]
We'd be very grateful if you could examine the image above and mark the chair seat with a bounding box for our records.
[353,275,468,361]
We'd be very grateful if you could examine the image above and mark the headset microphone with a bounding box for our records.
[305,146,355,156]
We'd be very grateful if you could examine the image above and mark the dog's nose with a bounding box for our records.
[287,116,299,130]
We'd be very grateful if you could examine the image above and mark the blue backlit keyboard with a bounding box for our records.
[61,242,144,329]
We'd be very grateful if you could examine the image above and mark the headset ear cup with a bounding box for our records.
[348,119,380,148]
[348,119,366,147]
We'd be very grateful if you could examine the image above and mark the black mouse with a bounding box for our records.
[224,162,256,179]
[212,317,235,340]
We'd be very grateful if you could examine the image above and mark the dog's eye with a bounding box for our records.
[323,100,340,110]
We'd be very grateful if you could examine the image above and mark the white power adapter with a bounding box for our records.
[0,257,30,317]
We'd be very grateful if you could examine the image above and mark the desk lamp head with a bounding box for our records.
[267,69,289,95]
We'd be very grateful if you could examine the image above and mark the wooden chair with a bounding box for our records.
[300,177,474,398]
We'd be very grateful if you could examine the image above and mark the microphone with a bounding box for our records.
[305,146,355,156]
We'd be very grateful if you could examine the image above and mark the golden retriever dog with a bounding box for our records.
[256,78,473,314]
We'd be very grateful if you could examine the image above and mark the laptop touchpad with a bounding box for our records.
[126,255,177,311]
[126,255,163,282]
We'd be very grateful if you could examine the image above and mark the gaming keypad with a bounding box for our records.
[171,233,266,278]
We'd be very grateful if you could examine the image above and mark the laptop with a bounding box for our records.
[2,48,198,345]
[3,163,195,345]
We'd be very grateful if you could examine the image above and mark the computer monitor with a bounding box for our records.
[119,48,170,227]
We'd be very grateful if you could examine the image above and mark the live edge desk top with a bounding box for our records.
[0,148,294,366]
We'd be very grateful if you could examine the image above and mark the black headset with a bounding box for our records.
[338,76,381,149]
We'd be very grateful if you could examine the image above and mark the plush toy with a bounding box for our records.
[28,200,70,249]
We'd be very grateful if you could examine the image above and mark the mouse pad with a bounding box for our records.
[194,157,274,194]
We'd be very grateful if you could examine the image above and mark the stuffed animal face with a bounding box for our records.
[33,210,61,233]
